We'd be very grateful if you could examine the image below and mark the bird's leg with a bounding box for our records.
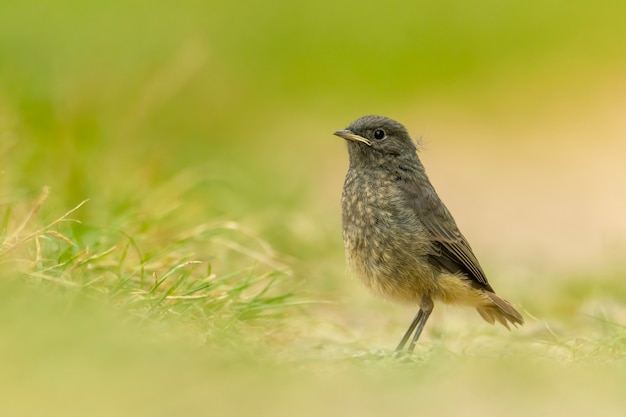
[395,309,423,352]
[406,296,434,353]
[395,297,435,355]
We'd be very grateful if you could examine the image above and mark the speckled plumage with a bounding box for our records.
[335,115,523,352]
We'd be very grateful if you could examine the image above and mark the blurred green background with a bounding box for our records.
[2,0,626,415]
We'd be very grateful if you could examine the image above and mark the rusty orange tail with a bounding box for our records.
[476,291,524,329]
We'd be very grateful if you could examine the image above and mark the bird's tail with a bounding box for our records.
[476,291,524,329]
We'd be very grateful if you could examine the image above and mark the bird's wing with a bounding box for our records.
[402,182,492,290]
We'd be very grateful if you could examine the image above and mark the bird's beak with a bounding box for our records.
[333,129,372,146]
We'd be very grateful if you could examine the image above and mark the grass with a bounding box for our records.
[3,149,626,417]
[1,186,298,338]
[2,0,626,415]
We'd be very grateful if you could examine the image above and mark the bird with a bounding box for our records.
[334,115,523,353]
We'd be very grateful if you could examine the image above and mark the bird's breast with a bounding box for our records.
[340,170,434,301]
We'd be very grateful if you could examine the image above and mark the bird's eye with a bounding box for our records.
[373,129,385,140]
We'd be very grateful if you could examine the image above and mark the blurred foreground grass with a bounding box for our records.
[2,0,626,415]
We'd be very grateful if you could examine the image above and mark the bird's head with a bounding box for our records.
[334,115,418,166]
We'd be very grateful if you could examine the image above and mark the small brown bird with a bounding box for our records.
[335,115,523,353]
